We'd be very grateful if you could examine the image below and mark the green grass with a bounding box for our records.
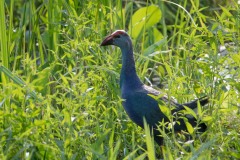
[0,0,239,159]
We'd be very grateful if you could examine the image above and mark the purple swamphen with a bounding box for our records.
[101,30,208,145]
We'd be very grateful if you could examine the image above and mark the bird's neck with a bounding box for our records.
[120,43,143,91]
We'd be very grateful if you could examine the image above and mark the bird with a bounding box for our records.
[100,30,208,146]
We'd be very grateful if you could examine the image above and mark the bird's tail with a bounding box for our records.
[183,96,209,109]
[198,96,209,106]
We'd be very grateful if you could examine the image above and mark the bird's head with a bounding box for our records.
[100,30,131,48]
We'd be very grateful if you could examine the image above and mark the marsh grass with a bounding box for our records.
[0,0,239,159]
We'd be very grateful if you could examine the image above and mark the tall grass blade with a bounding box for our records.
[143,118,156,160]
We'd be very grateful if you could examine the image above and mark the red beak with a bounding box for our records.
[100,35,114,46]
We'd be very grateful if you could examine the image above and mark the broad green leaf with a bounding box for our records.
[60,73,69,86]
[193,82,202,94]
[197,101,203,117]
[219,5,233,17]
[202,116,213,122]
[183,106,197,119]
[164,62,172,77]
[145,28,164,46]
[185,121,194,134]
[152,28,163,42]
[129,5,161,38]
[157,65,165,77]
[159,105,171,118]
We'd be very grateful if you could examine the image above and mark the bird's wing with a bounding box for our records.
[182,96,209,108]
[142,85,181,108]
[140,85,208,133]
[139,85,176,126]
[142,85,208,111]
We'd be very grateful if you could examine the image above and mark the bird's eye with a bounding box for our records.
[115,35,120,38]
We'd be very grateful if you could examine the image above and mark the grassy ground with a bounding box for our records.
[0,0,239,159]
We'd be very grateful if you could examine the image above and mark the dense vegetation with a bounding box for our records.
[0,0,239,159]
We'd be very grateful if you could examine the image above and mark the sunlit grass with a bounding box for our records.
[0,0,239,159]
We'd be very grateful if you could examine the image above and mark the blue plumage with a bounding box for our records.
[101,30,208,145]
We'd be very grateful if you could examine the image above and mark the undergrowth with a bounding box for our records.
[0,0,239,159]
